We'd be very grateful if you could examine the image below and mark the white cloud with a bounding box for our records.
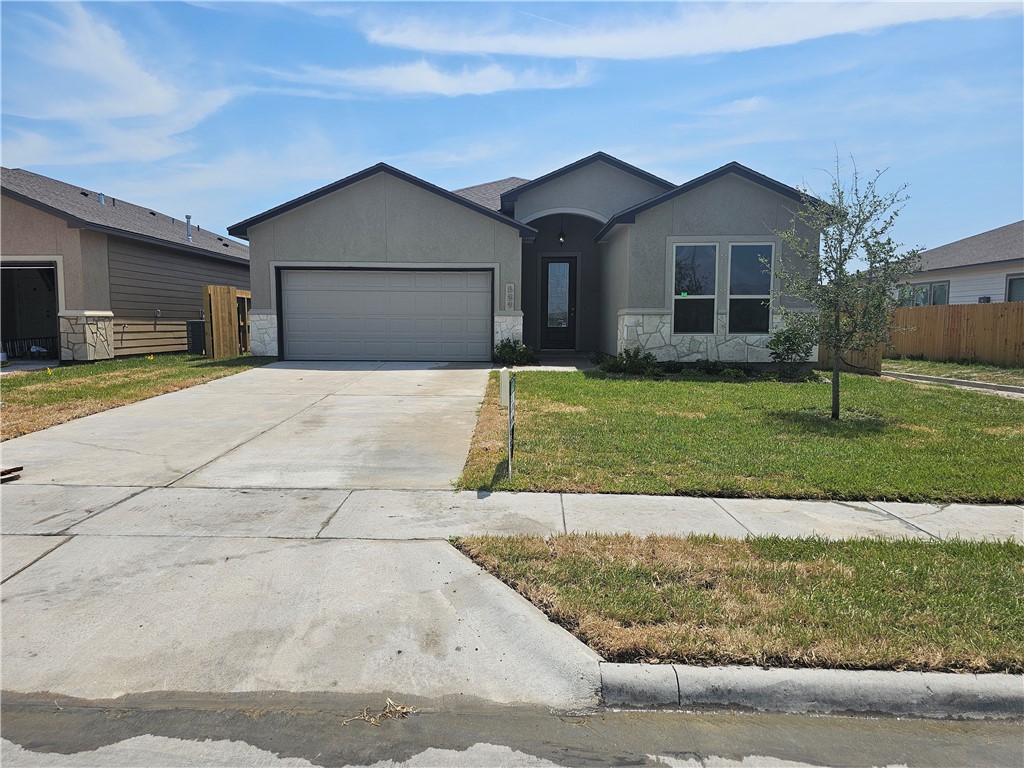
[268,60,590,97]
[359,2,1019,60]
[2,3,237,165]
[704,96,771,115]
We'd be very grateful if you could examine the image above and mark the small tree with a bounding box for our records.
[775,156,921,420]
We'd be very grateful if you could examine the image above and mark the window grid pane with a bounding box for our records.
[674,245,717,296]
[729,244,772,295]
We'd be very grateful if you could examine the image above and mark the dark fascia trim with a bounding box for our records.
[594,162,822,242]
[499,151,675,213]
[228,163,538,240]
[911,257,1024,275]
[1,188,250,267]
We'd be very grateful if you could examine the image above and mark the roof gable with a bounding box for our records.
[1,167,248,263]
[498,152,674,213]
[228,164,537,239]
[915,220,1023,272]
[595,162,815,241]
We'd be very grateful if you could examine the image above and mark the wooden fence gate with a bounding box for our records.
[203,285,252,359]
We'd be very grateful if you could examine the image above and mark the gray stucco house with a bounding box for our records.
[228,152,816,363]
[2,168,250,361]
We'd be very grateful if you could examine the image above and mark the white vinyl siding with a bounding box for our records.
[904,262,1024,304]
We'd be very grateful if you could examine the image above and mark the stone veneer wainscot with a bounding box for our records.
[494,312,524,344]
[618,311,816,363]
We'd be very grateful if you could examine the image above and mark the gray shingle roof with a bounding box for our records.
[917,220,1023,272]
[451,177,530,211]
[1,168,248,263]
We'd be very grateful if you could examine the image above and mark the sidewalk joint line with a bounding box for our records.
[167,392,336,487]
[1,536,73,585]
[58,486,152,535]
[710,498,753,536]
[559,493,567,534]
[866,501,939,540]
[316,491,352,538]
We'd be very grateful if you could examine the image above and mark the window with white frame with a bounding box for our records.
[905,281,949,306]
[1007,274,1024,302]
[728,243,773,334]
[673,244,717,334]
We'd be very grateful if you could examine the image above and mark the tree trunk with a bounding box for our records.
[831,355,840,420]
[832,308,841,420]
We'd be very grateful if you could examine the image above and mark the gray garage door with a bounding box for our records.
[280,269,492,361]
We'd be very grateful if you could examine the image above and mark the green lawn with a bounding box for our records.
[459,371,1023,502]
[883,358,1024,388]
[457,534,1024,673]
[1,354,275,440]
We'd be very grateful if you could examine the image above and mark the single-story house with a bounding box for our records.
[902,220,1023,306]
[227,152,817,363]
[1,168,250,361]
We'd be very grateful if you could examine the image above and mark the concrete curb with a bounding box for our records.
[600,663,1024,720]
[881,371,1024,395]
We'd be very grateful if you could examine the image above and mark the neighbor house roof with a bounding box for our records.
[452,177,530,211]
[228,163,538,239]
[498,152,675,214]
[595,161,816,242]
[913,220,1024,273]
[1,167,248,264]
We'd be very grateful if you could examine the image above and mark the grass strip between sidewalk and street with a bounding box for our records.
[882,358,1024,388]
[459,371,1024,503]
[1,354,275,440]
[456,534,1024,674]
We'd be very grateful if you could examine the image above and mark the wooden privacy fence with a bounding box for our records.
[203,285,252,359]
[888,303,1024,366]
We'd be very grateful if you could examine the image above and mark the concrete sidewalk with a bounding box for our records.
[4,485,1020,545]
[2,484,1021,719]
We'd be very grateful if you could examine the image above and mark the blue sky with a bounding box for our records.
[2,1,1021,250]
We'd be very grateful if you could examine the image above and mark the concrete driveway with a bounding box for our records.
[1,361,603,712]
[2,361,489,489]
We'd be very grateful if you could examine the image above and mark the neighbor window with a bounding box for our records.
[728,244,773,334]
[906,281,949,306]
[1007,275,1024,302]
[673,244,717,333]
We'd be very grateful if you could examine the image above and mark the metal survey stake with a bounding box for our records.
[507,374,516,478]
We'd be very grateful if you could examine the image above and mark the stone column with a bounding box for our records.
[494,312,524,344]
[59,311,114,362]
[249,313,279,357]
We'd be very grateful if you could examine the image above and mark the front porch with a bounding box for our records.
[520,213,610,355]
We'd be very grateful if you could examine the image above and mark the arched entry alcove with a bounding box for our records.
[520,212,606,353]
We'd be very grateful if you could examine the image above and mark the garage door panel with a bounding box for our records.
[281,269,492,361]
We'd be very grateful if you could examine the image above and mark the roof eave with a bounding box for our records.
[228,164,538,240]
[2,187,248,265]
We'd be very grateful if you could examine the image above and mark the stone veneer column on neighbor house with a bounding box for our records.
[59,312,114,362]
[494,312,524,344]
[249,312,279,357]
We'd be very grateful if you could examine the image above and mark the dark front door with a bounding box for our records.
[541,256,577,350]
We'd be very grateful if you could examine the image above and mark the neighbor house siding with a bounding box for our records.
[904,262,1022,305]
[108,237,249,355]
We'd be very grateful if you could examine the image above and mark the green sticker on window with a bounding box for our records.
[678,291,688,297]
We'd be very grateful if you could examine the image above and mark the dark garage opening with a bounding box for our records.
[1,264,59,358]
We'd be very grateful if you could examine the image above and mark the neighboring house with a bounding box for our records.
[1,168,249,361]
[902,220,1024,306]
[227,152,817,363]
